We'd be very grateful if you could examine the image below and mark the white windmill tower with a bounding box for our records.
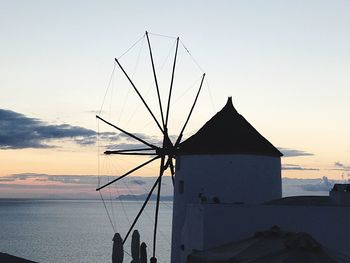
[171,97,283,263]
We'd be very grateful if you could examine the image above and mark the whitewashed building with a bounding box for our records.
[171,98,350,263]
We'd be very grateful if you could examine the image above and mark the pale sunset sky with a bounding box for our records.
[1,0,349,198]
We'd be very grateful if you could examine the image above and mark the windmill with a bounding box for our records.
[96,31,206,262]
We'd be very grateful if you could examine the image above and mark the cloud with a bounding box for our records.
[278,148,314,157]
[282,177,337,197]
[99,132,144,142]
[300,176,334,192]
[0,177,16,182]
[129,179,147,185]
[105,143,153,151]
[98,132,161,151]
[0,173,97,184]
[1,173,158,187]
[0,109,158,150]
[0,109,96,149]
[282,164,319,171]
[74,136,96,145]
[0,173,46,181]
[0,173,174,199]
[334,162,350,171]
[333,162,350,178]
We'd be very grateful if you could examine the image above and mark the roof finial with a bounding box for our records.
[225,96,236,111]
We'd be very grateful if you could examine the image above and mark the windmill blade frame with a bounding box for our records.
[97,31,206,261]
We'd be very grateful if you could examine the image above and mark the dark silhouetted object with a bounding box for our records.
[212,196,220,204]
[131,230,140,263]
[0,252,37,263]
[179,97,283,157]
[112,233,124,263]
[140,242,147,263]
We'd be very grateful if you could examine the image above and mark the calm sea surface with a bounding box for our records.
[0,199,173,263]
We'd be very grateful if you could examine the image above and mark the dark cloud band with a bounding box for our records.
[278,147,314,157]
[0,109,156,149]
[282,164,319,171]
[0,109,96,149]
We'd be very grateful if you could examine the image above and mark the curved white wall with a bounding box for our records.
[171,154,281,263]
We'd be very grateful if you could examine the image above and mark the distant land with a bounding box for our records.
[116,194,173,201]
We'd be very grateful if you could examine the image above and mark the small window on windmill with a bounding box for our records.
[179,180,184,194]
[175,157,181,170]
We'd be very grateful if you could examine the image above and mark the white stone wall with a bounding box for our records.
[171,154,281,263]
[181,203,350,262]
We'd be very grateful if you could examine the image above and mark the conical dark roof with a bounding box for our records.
[178,97,283,157]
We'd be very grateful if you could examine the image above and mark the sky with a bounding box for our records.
[1,0,350,198]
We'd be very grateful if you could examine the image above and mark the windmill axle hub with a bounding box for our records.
[155,147,176,157]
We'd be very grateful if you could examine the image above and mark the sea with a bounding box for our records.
[0,199,173,263]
